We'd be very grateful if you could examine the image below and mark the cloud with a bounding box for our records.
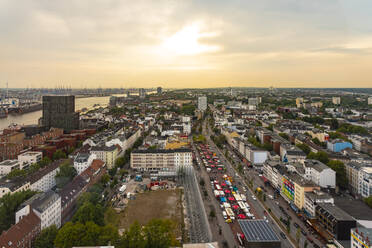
[0,0,371,87]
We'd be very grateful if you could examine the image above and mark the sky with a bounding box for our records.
[0,0,372,88]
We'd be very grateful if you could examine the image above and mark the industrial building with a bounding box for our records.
[238,219,281,248]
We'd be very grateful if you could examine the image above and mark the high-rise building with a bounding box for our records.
[157,87,162,94]
[139,88,146,98]
[332,97,341,105]
[198,96,207,111]
[368,97,372,105]
[41,95,79,132]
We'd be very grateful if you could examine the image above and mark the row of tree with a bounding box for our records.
[0,190,37,232]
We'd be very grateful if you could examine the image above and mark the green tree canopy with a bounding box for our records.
[307,151,329,164]
[34,225,58,248]
[55,161,77,189]
[72,201,104,226]
[327,160,348,189]
[0,190,37,232]
[53,150,67,161]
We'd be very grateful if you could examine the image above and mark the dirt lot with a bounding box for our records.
[106,189,183,237]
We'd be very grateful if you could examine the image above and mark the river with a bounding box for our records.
[0,94,124,130]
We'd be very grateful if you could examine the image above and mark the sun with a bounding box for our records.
[161,24,220,56]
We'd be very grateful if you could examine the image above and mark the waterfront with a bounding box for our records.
[0,95,120,130]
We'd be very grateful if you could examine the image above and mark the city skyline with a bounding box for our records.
[1,0,372,88]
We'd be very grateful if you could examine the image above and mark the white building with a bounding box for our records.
[73,153,97,175]
[29,160,61,192]
[245,145,267,165]
[303,160,336,188]
[198,96,207,111]
[368,97,372,105]
[332,97,341,105]
[304,191,334,218]
[0,160,21,176]
[18,151,42,169]
[130,149,192,172]
[359,167,372,198]
[16,191,61,230]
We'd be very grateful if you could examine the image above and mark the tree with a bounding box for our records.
[0,190,37,232]
[54,221,119,248]
[364,196,372,209]
[312,137,322,146]
[6,168,27,179]
[55,222,88,248]
[34,225,58,248]
[115,157,126,168]
[53,150,67,160]
[279,133,289,140]
[327,160,348,189]
[296,227,301,244]
[209,210,216,218]
[307,151,329,164]
[72,201,104,226]
[143,219,179,248]
[100,174,110,185]
[39,156,52,167]
[120,221,146,248]
[55,161,77,188]
[296,143,311,155]
[330,118,339,130]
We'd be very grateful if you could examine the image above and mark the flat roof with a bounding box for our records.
[238,219,281,242]
[317,203,355,221]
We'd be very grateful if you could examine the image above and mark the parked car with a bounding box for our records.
[280,232,287,239]
[301,229,307,236]
[294,223,299,228]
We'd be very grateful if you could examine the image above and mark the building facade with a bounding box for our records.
[130,149,192,172]
[41,95,79,132]
[198,96,207,111]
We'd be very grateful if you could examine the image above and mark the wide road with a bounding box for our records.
[203,119,296,248]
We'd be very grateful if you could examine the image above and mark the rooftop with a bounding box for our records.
[317,203,355,221]
[132,148,191,154]
[20,190,60,213]
[238,219,281,242]
[0,160,20,166]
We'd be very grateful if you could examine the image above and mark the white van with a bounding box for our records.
[222,211,227,219]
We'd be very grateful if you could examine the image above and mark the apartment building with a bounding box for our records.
[304,191,334,219]
[91,145,119,169]
[303,160,336,188]
[16,190,61,229]
[28,160,62,192]
[0,178,31,198]
[130,149,192,172]
[0,160,21,176]
[73,153,97,174]
[359,167,372,198]
[17,151,42,168]
[0,211,40,248]
[316,203,356,240]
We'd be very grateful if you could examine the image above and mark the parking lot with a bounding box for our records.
[194,142,264,246]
